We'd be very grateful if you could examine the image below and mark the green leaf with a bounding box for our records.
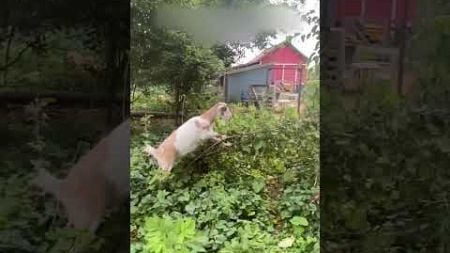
[254,140,265,151]
[251,179,265,193]
[185,202,196,214]
[278,236,295,248]
[290,216,309,226]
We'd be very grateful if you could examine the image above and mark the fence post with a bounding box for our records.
[297,84,304,115]
[297,65,305,115]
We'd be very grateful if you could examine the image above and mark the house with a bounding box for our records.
[221,41,309,102]
[323,0,417,90]
[330,0,416,46]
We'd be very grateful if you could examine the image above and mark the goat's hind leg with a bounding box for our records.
[159,159,174,173]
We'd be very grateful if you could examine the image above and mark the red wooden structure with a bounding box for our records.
[237,42,309,88]
[335,0,416,27]
[325,0,417,92]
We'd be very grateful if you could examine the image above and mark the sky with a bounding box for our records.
[235,0,319,65]
[153,0,319,66]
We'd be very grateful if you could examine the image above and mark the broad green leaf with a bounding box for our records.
[251,179,265,193]
[290,216,309,226]
[278,236,295,248]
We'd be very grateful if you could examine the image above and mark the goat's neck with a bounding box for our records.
[200,104,218,123]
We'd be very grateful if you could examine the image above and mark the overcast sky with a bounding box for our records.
[235,0,319,65]
[153,0,319,66]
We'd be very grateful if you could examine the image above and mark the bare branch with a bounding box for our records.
[0,44,31,71]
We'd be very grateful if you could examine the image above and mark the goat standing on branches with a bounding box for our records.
[144,102,232,172]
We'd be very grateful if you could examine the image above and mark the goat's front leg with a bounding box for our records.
[207,130,230,145]
[201,127,220,142]
[207,130,221,142]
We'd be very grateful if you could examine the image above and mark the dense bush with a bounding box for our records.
[132,84,222,115]
[1,29,107,92]
[130,104,319,253]
[132,86,173,112]
[321,83,450,251]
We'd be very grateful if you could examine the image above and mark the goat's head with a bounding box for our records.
[216,102,232,121]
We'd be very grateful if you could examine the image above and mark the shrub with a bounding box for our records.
[142,216,208,253]
[321,83,450,251]
[130,104,320,253]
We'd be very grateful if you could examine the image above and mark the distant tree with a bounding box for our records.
[409,0,450,104]
[1,0,130,122]
[131,0,279,125]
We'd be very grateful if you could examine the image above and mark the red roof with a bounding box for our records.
[233,41,308,69]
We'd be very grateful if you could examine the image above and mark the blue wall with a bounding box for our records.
[225,66,271,102]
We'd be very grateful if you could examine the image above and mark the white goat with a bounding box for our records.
[31,119,130,233]
[144,102,232,172]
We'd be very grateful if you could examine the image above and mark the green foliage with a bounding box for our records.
[132,0,226,91]
[132,86,173,112]
[0,28,106,91]
[410,2,450,105]
[302,80,320,117]
[2,0,128,92]
[132,84,221,116]
[143,216,208,253]
[0,145,106,253]
[131,104,319,252]
[322,77,450,251]
[131,0,308,117]
[0,100,127,252]
[211,106,319,181]
[219,222,276,253]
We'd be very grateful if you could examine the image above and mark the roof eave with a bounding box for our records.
[224,63,274,75]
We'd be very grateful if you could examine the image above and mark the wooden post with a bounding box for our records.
[361,0,366,21]
[294,66,298,85]
[297,65,304,115]
[180,94,186,124]
[223,70,228,102]
[391,0,398,21]
[266,67,274,107]
[396,0,409,95]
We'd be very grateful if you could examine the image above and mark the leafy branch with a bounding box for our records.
[0,43,31,72]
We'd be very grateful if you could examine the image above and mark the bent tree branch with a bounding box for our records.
[3,26,16,85]
[0,43,31,72]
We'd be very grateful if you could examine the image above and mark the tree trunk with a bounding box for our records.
[105,22,120,128]
[122,52,130,120]
[106,54,116,127]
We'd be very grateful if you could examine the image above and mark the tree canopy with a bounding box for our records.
[131,0,319,119]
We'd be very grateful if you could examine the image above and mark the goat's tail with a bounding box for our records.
[31,168,62,199]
